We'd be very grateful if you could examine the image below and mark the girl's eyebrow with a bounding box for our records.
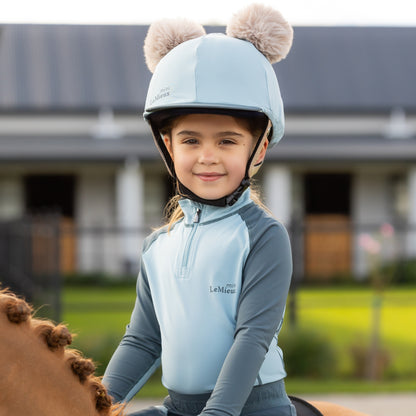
[176,130,244,137]
[176,130,202,137]
[215,131,244,138]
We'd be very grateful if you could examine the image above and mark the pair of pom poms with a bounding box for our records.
[144,3,293,73]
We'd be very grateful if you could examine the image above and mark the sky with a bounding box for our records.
[1,0,416,26]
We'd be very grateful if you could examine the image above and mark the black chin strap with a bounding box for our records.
[177,177,251,207]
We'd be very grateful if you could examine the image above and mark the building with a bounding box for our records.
[0,24,415,281]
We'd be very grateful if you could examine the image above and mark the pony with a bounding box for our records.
[0,288,368,416]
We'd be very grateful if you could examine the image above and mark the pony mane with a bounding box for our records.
[0,288,125,416]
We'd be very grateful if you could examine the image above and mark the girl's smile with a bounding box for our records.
[194,172,226,182]
[163,113,267,201]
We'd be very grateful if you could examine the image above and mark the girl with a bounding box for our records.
[103,4,295,416]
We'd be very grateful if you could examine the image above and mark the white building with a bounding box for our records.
[0,24,415,282]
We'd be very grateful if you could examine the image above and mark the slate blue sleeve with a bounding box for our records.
[201,209,293,416]
[102,257,162,403]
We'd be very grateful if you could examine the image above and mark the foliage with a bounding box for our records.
[381,258,416,285]
[71,333,122,376]
[63,272,136,287]
[279,327,337,378]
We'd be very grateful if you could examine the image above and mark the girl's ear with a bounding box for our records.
[249,137,269,177]
[255,138,269,165]
[163,135,174,159]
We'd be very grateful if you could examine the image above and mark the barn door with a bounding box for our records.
[303,173,352,280]
[24,174,76,274]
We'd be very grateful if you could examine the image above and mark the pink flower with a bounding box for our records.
[380,223,394,238]
[359,233,381,255]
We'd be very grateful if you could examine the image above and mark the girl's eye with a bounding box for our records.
[220,139,236,145]
[183,138,198,145]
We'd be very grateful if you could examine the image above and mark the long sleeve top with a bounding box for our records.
[103,189,293,416]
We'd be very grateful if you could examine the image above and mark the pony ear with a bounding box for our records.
[226,3,293,64]
[144,18,206,73]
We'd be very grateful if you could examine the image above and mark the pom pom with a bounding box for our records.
[226,3,293,63]
[144,18,206,73]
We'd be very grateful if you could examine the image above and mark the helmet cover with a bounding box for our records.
[142,3,293,205]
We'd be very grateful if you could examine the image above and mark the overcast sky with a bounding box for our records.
[2,0,416,26]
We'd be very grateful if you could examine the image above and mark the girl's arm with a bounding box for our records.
[201,220,293,416]
[103,260,161,403]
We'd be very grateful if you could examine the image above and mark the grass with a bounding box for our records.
[285,287,416,378]
[63,286,135,337]
[62,284,416,395]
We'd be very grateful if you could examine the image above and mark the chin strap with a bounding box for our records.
[177,177,251,207]
[176,121,272,207]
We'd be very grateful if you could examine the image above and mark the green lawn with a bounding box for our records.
[63,286,136,337]
[284,288,416,377]
[62,285,416,394]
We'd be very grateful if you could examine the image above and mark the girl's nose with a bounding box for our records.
[198,144,218,164]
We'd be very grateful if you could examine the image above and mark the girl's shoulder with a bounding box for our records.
[238,202,291,247]
[142,220,183,253]
[240,200,287,230]
[142,224,169,253]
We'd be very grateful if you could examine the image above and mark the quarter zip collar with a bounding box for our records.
[179,188,252,226]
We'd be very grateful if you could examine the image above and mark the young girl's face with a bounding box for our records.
[163,113,267,201]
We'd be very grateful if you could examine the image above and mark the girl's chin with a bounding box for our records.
[191,189,232,201]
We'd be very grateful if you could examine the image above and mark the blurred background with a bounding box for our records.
[1,0,415,400]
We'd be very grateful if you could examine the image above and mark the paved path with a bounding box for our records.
[127,393,416,415]
[301,393,415,415]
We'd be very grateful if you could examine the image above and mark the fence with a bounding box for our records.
[290,217,413,286]
[0,215,62,321]
[1,215,415,320]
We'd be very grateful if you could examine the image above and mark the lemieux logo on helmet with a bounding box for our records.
[209,283,237,294]
[150,87,171,105]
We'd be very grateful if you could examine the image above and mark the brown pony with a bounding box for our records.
[0,288,125,416]
[0,288,368,416]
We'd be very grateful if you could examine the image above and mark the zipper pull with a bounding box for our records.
[193,208,201,223]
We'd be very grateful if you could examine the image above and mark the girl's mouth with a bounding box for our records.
[195,172,225,182]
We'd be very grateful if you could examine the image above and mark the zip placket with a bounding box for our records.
[179,207,201,279]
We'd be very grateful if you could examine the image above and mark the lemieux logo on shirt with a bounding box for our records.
[209,283,236,294]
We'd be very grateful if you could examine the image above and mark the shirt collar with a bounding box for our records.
[178,188,252,225]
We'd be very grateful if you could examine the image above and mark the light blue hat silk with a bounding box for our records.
[144,34,285,147]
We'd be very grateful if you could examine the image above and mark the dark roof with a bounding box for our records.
[279,27,416,113]
[0,24,151,112]
[0,24,415,113]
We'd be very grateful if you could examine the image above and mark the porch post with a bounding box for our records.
[407,167,416,257]
[116,157,144,274]
[264,165,292,226]
[0,177,24,219]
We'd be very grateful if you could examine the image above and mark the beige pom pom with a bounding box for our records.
[226,3,293,63]
[144,18,206,73]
